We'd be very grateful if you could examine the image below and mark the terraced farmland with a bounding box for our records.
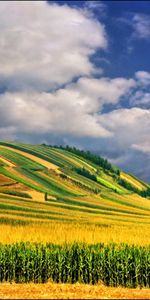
[0,140,150,245]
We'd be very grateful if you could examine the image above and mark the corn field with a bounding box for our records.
[0,243,150,287]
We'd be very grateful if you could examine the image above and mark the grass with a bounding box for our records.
[97,176,125,194]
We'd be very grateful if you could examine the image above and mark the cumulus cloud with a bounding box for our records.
[0,1,107,91]
[130,91,150,106]
[98,107,150,164]
[0,74,136,140]
[99,107,150,148]
[69,76,135,110]
[0,90,111,138]
[128,72,150,107]
[135,71,150,86]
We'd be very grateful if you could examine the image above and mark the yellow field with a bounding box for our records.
[1,221,150,245]
[120,172,146,191]
[0,282,150,299]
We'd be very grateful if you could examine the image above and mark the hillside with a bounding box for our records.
[0,140,150,245]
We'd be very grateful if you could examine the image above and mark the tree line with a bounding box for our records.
[52,145,120,176]
[118,178,150,198]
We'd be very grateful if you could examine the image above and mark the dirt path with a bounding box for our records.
[0,145,60,172]
[0,282,150,299]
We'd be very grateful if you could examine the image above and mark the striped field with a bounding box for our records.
[0,141,150,245]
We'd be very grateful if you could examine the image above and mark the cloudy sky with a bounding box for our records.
[0,1,150,181]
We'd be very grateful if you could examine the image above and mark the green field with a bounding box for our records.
[0,140,150,227]
[0,243,150,288]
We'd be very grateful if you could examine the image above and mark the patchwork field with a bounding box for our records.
[0,140,150,295]
[0,141,150,245]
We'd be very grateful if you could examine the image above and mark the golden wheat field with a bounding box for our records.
[1,222,150,245]
[1,282,150,299]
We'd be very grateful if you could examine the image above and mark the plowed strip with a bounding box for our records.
[0,174,14,185]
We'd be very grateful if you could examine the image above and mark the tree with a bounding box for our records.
[44,192,48,201]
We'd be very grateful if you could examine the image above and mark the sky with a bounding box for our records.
[0,1,150,181]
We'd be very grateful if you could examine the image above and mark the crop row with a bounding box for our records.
[0,167,47,194]
[0,243,150,287]
[0,148,44,170]
[0,142,64,168]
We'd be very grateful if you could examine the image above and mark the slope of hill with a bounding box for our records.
[0,140,150,245]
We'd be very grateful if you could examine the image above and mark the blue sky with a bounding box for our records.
[0,1,150,181]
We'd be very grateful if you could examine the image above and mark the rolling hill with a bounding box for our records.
[0,140,150,245]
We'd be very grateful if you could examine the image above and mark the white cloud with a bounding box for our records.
[119,13,150,54]
[130,91,150,106]
[132,14,150,40]
[70,77,135,110]
[0,76,135,140]
[101,106,150,128]
[0,1,107,90]
[0,90,111,138]
[132,142,150,154]
[84,1,107,15]
[135,71,150,86]
[0,0,137,142]
[99,107,150,151]
[91,107,150,180]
